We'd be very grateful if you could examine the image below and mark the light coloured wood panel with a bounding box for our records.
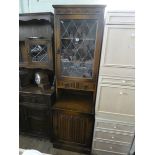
[99,67,135,79]
[94,129,134,143]
[106,12,135,25]
[98,76,134,87]
[95,119,134,133]
[92,149,127,155]
[93,140,130,154]
[96,84,135,116]
[101,25,135,68]
[96,113,135,124]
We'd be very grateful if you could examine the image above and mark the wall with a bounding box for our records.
[19,0,135,13]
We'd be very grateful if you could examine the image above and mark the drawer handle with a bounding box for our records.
[101,78,104,81]
[128,45,134,49]
[120,91,128,95]
[120,92,123,95]
[131,33,135,37]
[109,146,113,149]
[114,126,117,129]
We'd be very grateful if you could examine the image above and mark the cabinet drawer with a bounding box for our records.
[106,12,135,25]
[99,67,135,79]
[94,129,134,143]
[93,149,127,155]
[96,120,134,133]
[96,84,135,116]
[77,82,96,91]
[93,140,130,154]
[57,81,96,91]
[99,76,134,86]
[19,93,48,105]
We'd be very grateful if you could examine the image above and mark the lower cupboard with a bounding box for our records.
[51,109,94,153]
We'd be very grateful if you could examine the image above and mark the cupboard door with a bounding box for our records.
[96,84,135,116]
[25,38,53,69]
[19,105,28,132]
[26,105,50,137]
[106,12,135,25]
[52,110,94,146]
[55,14,103,81]
[101,25,135,68]
[100,25,135,78]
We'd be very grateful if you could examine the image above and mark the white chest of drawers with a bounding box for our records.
[92,11,135,155]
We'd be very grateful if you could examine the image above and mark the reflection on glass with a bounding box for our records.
[60,19,97,78]
[29,44,48,62]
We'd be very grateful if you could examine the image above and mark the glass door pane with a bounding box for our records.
[29,44,48,63]
[60,19,97,78]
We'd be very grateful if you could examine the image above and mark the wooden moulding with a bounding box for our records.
[53,5,106,15]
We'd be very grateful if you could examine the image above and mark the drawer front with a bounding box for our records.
[96,113,135,124]
[93,140,130,154]
[96,120,134,133]
[20,93,48,105]
[106,12,135,25]
[100,25,135,68]
[93,149,127,155]
[94,129,134,143]
[99,76,134,87]
[99,67,135,79]
[96,84,135,116]
[57,81,96,91]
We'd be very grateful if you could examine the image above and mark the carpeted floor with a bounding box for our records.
[19,135,87,155]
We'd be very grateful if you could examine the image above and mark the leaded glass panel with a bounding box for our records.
[60,19,97,78]
[29,44,48,63]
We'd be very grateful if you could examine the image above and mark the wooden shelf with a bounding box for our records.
[52,92,94,114]
[61,37,95,41]
[20,85,54,95]
[19,64,53,70]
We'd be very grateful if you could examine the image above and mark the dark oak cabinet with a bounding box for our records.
[52,110,94,153]
[19,89,55,138]
[19,13,55,139]
[54,6,105,91]
[19,13,54,70]
[51,5,106,154]
[20,38,53,70]
[24,38,53,70]
[19,8,106,153]
[19,104,49,137]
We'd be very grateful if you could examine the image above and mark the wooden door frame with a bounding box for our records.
[54,14,104,83]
